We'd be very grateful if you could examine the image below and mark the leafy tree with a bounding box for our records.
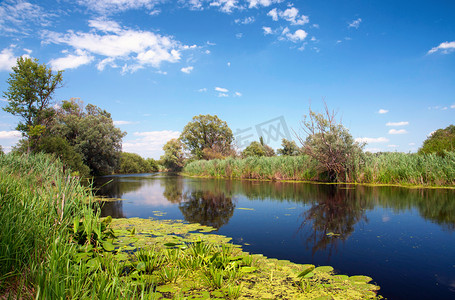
[117,152,151,174]
[0,145,4,155]
[146,158,159,172]
[180,114,234,160]
[277,138,300,156]
[161,139,185,171]
[50,99,126,175]
[242,138,275,158]
[297,105,364,182]
[2,57,63,151]
[242,141,266,157]
[418,125,455,156]
[36,136,90,177]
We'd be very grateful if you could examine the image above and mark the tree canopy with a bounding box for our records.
[277,138,300,156]
[2,57,63,151]
[297,105,364,182]
[418,125,455,156]
[161,139,185,172]
[180,114,234,160]
[50,99,126,175]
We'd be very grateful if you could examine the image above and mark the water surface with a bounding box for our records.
[95,173,455,300]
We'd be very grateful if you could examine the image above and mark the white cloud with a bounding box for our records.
[267,6,309,25]
[181,66,194,73]
[262,26,273,35]
[198,88,207,92]
[247,0,282,8]
[355,137,389,144]
[0,46,17,71]
[0,130,21,139]
[209,0,240,13]
[387,145,398,148]
[0,0,53,35]
[235,33,243,39]
[215,87,229,92]
[285,29,308,42]
[49,50,94,70]
[44,20,192,72]
[88,18,122,33]
[184,0,204,10]
[234,92,242,97]
[77,0,163,14]
[386,121,409,126]
[389,129,407,135]
[122,130,180,159]
[348,18,362,29]
[451,104,455,109]
[218,93,229,97]
[378,109,388,114]
[428,41,455,54]
[267,8,278,21]
[227,62,231,67]
[235,16,255,24]
[409,142,415,146]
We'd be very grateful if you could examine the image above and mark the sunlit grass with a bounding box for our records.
[183,152,455,186]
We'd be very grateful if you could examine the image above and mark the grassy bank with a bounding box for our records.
[0,153,381,299]
[183,152,455,186]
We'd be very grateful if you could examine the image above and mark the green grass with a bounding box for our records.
[183,152,455,186]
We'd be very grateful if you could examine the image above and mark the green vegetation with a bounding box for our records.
[2,57,63,152]
[277,138,301,156]
[3,59,125,176]
[184,151,455,186]
[419,124,455,156]
[242,137,275,158]
[296,105,364,182]
[180,114,234,160]
[0,153,381,299]
[117,152,159,174]
[161,138,185,172]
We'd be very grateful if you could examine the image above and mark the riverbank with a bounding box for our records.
[0,153,381,299]
[183,152,455,187]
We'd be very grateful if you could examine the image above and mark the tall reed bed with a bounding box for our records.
[183,152,455,186]
[184,155,319,181]
[0,153,156,299]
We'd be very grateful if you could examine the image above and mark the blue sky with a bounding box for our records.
[0,0,454,159]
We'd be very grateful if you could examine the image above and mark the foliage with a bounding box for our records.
[2,57,63,151]
[184,151,455,186]
[297,105,364,182]
[0,145,3,155]
[242,139,275,158]
[161,139,185,171]
[117,152,154,174]
[147,158,159,172]
[277,138,301,156]
[50,99,126,175]
[418,124,455,156]
[36,136,90,177]
[180,114,234,160]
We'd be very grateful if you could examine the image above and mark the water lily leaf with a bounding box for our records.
[86,258,100,269]
[314,266,334,273]
[164,242,180,247]
[326,232,340,237]
[349,275,373,283]
[303,272,315,278]
[102,241,115,252]
[156,284,175,293]
[237,207,254,211]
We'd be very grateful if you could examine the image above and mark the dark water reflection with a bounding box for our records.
[94,174,455,300]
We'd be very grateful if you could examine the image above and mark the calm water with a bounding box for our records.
[95,173,455,300]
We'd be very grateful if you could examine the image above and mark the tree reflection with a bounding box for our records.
[161,176,184,203]
[298,185,368,256]
[179,190,235,229]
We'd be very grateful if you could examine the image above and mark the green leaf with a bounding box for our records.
[102,241,115,252]
[297,265,315,277]
[240,266,257,273]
